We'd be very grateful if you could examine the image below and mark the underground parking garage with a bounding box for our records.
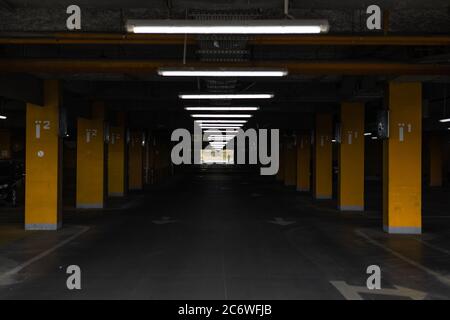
[0,0,449,304]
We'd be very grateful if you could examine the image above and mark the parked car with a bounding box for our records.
[0,159,25,207]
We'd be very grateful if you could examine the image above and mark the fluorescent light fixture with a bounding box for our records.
[161,68,287,77]
[181,94,273,100]
[127,19,329,34]
[192,114,252,118]
[201,126,242,129]
[0,115,7,120]
[371,136,378,140]
[439,118,450,123]
[201,124,242,130]
[364,132,372,136]
[203,130,238,134]
[186,106,259,111]
[195,120,247,123]
[331,139,336,143]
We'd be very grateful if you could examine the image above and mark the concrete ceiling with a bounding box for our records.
[2,0,449,9]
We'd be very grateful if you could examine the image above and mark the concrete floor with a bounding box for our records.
[1,171,450,299]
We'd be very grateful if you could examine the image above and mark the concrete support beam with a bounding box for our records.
[276,141,285,182]
[76,103,105,209]
[296,134,311,192]
[338,102,365,211]
[107,112,126,197]
[284,136,297,187]
[0,128,12,159]
[383,82,422,234]
[429,134,443,187]
[128,130,143,191]
[313,113,333,200]
[25,80,62,230]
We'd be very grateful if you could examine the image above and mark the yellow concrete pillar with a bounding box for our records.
[284,136,297,186]
[76,115,104,208]
[338,102,365,211]
[108,113,126,196]
[25,80,62,230]
[296,134,311,192]
[429,134,443,187]
[128,131,143,190]
[383,82,422,234]
[276,141,285,182]
[313,113,333,199]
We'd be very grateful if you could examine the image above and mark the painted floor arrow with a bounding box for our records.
[268,217,296,226]
[330,281,427,300]
[152,216,180,225]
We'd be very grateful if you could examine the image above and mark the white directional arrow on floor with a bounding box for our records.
[268,217,296,226]
[330,281,427,300]
[152,216,179,225]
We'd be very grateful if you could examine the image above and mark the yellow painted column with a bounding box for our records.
[276,141,285,182]
[284,136,297,186]
[25,80,62,230]
[107,113,126,196]
[383,82,422,234]
[338,102,365,211]
[296,134,311,192]
[128,131,143,190]
[429,134,443,187]
[313,113,333,199]
[76,117,104,208]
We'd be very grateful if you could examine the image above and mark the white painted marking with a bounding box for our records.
[268,217,296,226]
[407,123,412,133]
[330,281,427,300]
[348,133,352,145]
[0,226,90,285]
[37,150,44,158]
[399,126,404,142]
[355,229,450,287]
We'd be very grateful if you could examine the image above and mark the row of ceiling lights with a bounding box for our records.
[128,19,449,144]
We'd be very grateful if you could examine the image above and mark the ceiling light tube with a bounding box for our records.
[127,19,329,34]
[161,68,287,77]
[196,120,247,124]
[192,114,252,118]
[186,107,259,111]
[0,115,7,120]
[200,126,242,129]
[203,130,238,134]
[181,94,273,100]
[364,132,372,136]
[439,118,450,123]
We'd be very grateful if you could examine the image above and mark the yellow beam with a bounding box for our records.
[1,34,449,46]
[338,102,365,211]
[0,60,448,76]
[128,131,143,190]
[25,80,62,230]
[76,117,105,208]
[313,113,333,199]
[383,82,422,234]
[108,112,126,196]
[429,134,443,187]
[296,134,311,192]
